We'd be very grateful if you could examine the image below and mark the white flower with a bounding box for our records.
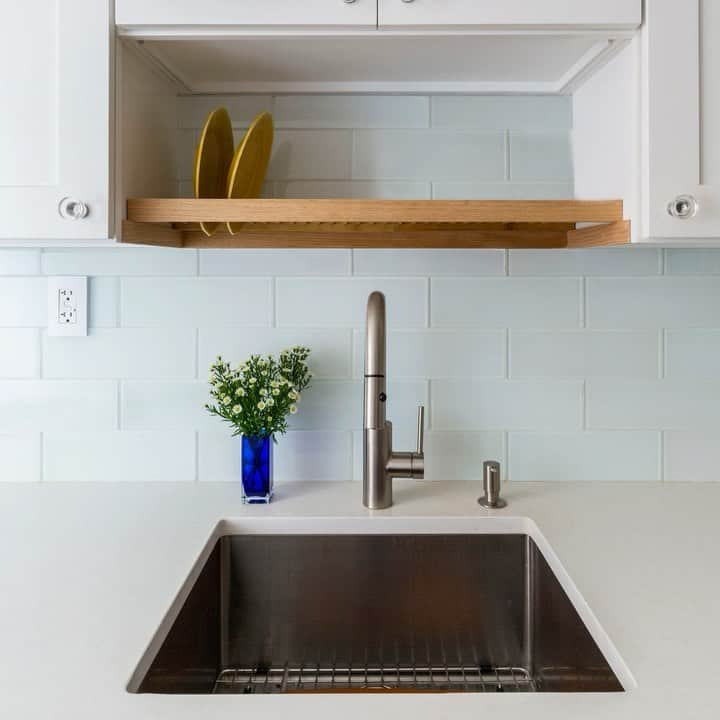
[235,388,245,397]
[260,388,268,396]
[232,405,241,414]
[289,390,298,400]
[222,395,232,405]
[267,398,274,406]
[270,380,279,388]
[272,388,280,396]
[249,377,257,385]
[289,405,297,414]
[295,393,301,403]
[257,401,266,410]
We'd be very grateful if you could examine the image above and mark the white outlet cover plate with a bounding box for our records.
[47,276,88,337]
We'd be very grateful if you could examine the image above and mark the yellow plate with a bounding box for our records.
[193,107,234,237]
[226,111,274,234]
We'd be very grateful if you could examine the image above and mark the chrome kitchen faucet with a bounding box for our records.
[363,291,424,509]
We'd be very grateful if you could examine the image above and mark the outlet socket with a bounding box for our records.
[47,277,88,337]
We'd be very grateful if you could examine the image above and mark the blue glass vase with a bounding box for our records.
[240,435,273,504]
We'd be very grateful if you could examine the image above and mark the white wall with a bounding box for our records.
[1,95,718,484]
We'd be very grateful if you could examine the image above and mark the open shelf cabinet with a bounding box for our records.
[122,199,630,249]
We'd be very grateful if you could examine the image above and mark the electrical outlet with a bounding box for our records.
[47,277,88,337]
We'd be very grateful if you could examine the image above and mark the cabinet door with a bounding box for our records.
[116,1,377,28]
[0,1,110,241]
[379,0,640,29]
[645,0,720,239]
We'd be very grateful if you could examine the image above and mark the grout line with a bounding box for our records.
[349,249,355,276]
[659,249,667,275]
[503,249,510,276]
[37,328,43,379]
[580,277,587,328]
[427,96,433,128]
[581,380,587,431]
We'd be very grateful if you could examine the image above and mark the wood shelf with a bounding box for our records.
[123,199,631,249]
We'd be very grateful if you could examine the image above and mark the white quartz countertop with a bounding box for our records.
[1,480,718,720]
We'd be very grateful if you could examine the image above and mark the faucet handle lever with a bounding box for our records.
[416,405,425,455]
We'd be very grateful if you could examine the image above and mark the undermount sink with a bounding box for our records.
[128,518,631,695]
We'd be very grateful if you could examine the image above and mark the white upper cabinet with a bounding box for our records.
[644,0,720,239]
[116,1,377,28]
[378,0,641,29]
[0,1,110,242]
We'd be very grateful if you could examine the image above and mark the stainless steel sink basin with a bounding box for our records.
[129,519,629,695]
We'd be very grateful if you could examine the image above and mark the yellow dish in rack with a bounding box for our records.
[193,107,234,237]
[226,111,274,235]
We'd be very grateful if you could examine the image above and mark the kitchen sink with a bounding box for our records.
[128,518,630,695]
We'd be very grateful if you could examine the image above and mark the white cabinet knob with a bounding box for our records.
[401,0,416,3]
[667,195,699,220]
[343,0,357,3]
[58,197,89,220]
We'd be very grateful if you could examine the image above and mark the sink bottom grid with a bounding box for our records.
[213,663,534,694]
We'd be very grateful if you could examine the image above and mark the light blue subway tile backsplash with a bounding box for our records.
[509,132,573,182]
[2,94,718,483]
[353,130,506,180]
[275,95,429,129]
[431,96,572,131]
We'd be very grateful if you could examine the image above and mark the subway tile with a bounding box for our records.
[509,432,659,482]
[587,278,720,328]
[666,330,720,378]
[0,250,40,275]
[121,278,272,327]
[0,278,47,326]
[431,96,572,131]
[665,249,720,275]
[0,434,41,482]
[43,328,196,379]
[424,431,505,481]
[665,431,720,482]
[353,250,505,276]
[431,277,581,328]
[510,331,659,378]
[276,278,427,328]
[586,380,720,430]
[432,182,573,200]
[509,132,573,182]
[0,381,117,432]
[289,380,427,448]
[199,431,352,483]
[275,95,429,128]
[199,249,350,276]
[178,95,273,129]
[42,248,197,276]
[352,330,505,379]
[268,130,352,180]
[43,431,196,482]
[276,180,431,199]
[122,381,215,430]
[509,248,661,276]
[88,277,119,328]
[432,380,582,431]
[200,327,352,379]
[0,329,40,378]
[353,130,505,180]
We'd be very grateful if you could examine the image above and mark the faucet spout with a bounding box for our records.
[363,291,424,510]
[365,291,386,378]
